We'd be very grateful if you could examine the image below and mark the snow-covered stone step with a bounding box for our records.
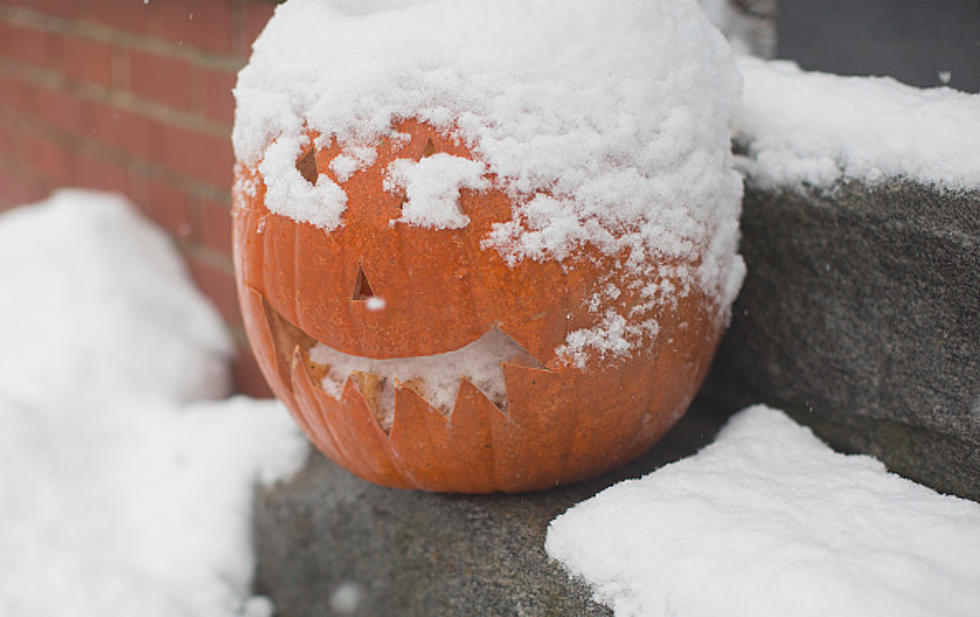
[697,57,980,502]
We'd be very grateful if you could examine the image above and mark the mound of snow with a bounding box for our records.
[547,406,980,617]
[736,57,980,191]
[0,189,231,407]
[0,190,308,617]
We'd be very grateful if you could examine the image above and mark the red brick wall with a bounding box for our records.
[0,0,279,396]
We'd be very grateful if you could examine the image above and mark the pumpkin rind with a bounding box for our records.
[233,120,724,493]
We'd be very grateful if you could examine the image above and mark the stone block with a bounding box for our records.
[702,179,979,499]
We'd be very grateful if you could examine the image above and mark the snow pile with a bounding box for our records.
[0,190,308,617]
[547,406,980,617]
[1,396,306,617]
[235,0,745,343]
[736,57,980,190]
[0,190,231,408]
[310,328,538,427]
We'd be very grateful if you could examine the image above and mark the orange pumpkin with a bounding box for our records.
[233,119,724,493]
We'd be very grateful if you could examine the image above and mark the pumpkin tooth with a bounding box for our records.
[389,382,499,493]
[503,352,545,371]
[499,362,566,427]
[394,377,428,402]
[293,345,416,486]
[245,286,293,397]
[451,377,507,420]
[494,325,553,370]
[456,375,508,414]
[288,344,348,462]
[348,370,388,429]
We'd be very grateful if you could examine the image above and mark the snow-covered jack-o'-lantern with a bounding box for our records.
[231,0,745,493]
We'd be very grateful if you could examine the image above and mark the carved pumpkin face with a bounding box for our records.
[233,120,723,493]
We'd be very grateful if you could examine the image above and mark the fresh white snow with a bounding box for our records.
[555,309,659,370]
[258,132,348,230]
[736,57,980,191]
[546,405,980,617]
[0,190,309,617]
[384,153,489,230]
[0,190,231,408]
[234,0,746,361]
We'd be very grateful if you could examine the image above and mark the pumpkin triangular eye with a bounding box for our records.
[352,265,374,300]
[421,137,436,158]
[296,147,318,184]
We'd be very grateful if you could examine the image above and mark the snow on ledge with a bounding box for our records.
[736,57,980,191]
[546,405,980,617]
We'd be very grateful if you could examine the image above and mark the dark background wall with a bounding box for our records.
[779,0,979,93]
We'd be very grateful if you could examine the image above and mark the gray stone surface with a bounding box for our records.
[253,403,732,617]
[701,178,980,500]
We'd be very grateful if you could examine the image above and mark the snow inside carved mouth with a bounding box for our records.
[308,328,543,431]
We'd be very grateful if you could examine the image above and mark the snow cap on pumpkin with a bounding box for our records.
[233,0,745,321]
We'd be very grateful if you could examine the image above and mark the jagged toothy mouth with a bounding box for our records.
[261,297,545,431]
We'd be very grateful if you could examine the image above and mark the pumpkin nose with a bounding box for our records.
[295,146,318,184]
[352,265,375,300]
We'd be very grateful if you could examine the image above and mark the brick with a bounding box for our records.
[129,171,194,237]
[29,0,80,19]
[159,123,234,189]
[91,103,159,161]
[0,172,47,210]
[0,22,60,68]
[200,67,238,126]
[0,123,14,166]
[128,49,192,110]
[232,344,274,398]
[0,121,28,166]
[149,1,235,54]
[240,2,276,57]
[0,74,16,111]
[27,133,71,185]
[70,149,130,193]
[0,74,37,115]
[61,35,113,87]
[184,254,242,326]
[34,86,94,138]
[199,197,233,256]
[84,1,149,34]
